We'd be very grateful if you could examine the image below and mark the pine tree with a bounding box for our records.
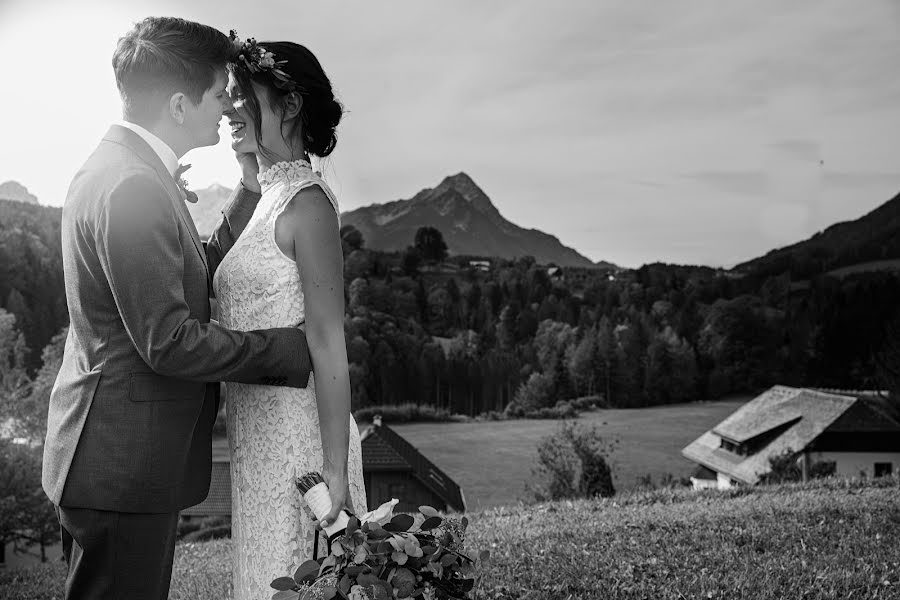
[414,227,448,262]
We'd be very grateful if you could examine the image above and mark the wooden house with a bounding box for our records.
[682,386,900,490]
[183,416,465,518]
[359,416,466,513]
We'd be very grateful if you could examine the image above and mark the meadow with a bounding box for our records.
[390,397,748,509]
[4,476,898,599]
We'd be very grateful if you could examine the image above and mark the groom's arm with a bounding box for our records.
[205,180,261,279]
[97,174,310,386]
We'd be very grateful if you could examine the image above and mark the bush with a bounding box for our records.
[181,524,231,543]
[633,472,692,491]
[177,515,231,541]
[478,410,507,421]
[759,449,836,485]
[521,400,579,420]
[505,372,555,417]
[528,421,615,501]
[353,403,453,424]
[569,395,603,411]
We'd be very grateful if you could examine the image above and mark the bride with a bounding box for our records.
[214,34,367,599]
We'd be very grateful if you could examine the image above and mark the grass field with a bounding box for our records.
[390,397,748,509]
[4,476,898,599]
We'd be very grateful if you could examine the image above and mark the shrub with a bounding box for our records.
[521,400,579,420]
[177,515,231,541]
[353,403,453,424]
[759,449,836,485]
[505,372,555,417]
[478,410,507,421]
[181,525,231,543]
[528,421,615,501]
[569,395,603,411]
[633,472,692,491]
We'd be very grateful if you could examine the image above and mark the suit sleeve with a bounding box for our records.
[206,181,261,279]
[95,174,311,387]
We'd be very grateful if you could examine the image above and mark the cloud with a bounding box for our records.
[684,172,769,197]
[2,0,899,268]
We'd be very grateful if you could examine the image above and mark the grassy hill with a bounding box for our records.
[3,477,898,599]
[390,398,748,509]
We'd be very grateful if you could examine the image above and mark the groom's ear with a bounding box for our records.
[169,92,189,125]
[281,92,302,121]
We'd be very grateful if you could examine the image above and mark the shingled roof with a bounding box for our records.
[360,421,466,512]
[184,422,467,516]
[682,386,870,485]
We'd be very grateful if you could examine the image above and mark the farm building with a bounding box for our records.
[183,416,465,518]
[682,386,900,490]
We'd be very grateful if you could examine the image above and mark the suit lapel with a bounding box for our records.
[102,126,210,277]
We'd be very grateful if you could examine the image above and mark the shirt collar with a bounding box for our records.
[115,120,179,178]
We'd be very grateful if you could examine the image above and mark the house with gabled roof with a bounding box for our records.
[359,416,466,513]
[682,386,900,490]
[183,416,465,518]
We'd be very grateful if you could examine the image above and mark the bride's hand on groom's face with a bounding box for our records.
[319,467,353,530]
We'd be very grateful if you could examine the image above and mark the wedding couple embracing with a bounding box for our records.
[41,16,366,600]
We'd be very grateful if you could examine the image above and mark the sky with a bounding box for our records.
[2,0,899,268]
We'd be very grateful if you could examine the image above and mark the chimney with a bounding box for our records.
[373,414,382,427]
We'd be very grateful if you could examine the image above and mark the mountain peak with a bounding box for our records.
[203,182,232,195]
[0,181,38,205]
[441,171,476,186]
[430,171,500,222]
[341,172,602,268]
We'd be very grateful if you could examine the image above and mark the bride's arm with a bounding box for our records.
[277,185,352,525]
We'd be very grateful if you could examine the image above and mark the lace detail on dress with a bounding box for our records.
[258,158,313,190]
[214,166,365,600]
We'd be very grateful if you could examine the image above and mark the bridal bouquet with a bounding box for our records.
[270,473,489,600]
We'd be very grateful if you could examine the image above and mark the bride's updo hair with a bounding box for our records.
[228,41,342,159]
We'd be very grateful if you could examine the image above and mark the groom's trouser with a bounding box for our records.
[57,506,179,600]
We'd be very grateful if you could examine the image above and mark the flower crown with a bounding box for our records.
[228,30,298,92]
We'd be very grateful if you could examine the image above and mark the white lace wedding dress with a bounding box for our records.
[213,159,367,600]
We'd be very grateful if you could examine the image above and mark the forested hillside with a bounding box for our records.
[2,190,899,415]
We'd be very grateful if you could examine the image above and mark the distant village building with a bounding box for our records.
[183,417,465,518]
[468,260,491,272]
[546,266,564,281]
[682,386,900,490]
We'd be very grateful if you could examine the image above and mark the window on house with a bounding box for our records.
[874,463,893,478]
[719,438,745,455]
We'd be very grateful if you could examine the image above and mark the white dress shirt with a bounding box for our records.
[116,120,179,178]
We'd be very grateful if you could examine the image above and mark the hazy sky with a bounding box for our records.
[2,0,899,268]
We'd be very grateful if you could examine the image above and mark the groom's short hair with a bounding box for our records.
[113,17,234,123]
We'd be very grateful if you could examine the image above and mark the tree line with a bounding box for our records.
[2,203,900,560]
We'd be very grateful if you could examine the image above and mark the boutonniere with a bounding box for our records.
[174,163,198,203]
[173,165,197,203]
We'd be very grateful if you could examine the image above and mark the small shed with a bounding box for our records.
[359,416,466,513]
[183,417,466,517]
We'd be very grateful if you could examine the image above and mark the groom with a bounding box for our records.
[42,17,310,600]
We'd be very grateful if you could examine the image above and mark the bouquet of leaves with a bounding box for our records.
[270,474,489,600]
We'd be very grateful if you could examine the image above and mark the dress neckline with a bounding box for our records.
[258,159,312,190]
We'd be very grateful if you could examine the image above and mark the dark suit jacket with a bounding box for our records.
[42,125,311,513]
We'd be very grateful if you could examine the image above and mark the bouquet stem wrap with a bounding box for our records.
[301,479,351,538]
